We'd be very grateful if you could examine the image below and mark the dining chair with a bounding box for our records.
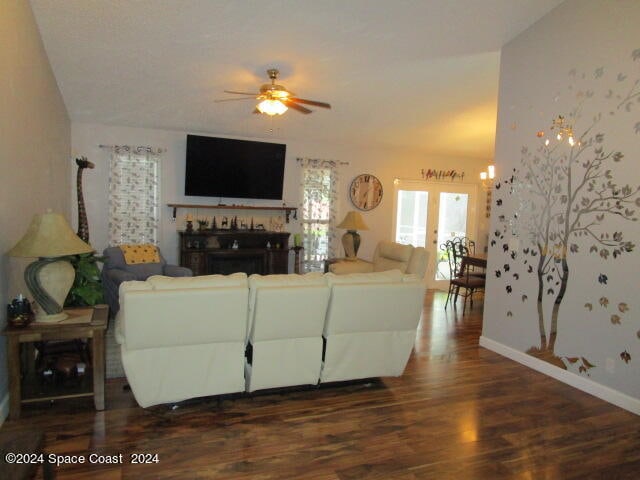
[451,236,485,279]
[442,239,485,314]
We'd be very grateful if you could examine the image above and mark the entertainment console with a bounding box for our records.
[179,230,290,276]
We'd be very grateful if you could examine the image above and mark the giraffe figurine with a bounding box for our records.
[75,156,95,243]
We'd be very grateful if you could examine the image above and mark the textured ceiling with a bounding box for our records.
[30,0,563,159]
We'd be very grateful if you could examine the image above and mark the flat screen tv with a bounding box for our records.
[185,134,286,200]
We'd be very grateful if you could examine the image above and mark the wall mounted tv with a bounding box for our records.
[185,134,286,200]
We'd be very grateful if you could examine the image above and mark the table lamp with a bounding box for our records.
[336,211,369,260]
[8,212,93,322]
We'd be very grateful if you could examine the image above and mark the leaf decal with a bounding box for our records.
[581,357,596,369]
[585,303,593,311]
[620,351,631,363]
[598,274,608,284]
[507,311,513,317]
[566,357,580,364]
[611,314,621,325]
[599,297,609,307]
[618,303,629,313]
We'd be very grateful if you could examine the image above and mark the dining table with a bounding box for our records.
[459,254,487,276]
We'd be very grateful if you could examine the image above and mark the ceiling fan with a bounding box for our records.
[215,68,331,116]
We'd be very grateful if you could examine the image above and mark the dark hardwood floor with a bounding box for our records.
[3,291,640,479]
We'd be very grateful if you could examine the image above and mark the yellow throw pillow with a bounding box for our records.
[120,244,160,265]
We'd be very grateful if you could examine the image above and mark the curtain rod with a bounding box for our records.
[99,144,167,153]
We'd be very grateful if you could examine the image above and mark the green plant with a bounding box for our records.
[64,253,105,307]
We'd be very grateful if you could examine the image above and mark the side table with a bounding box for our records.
[2,305,108,420]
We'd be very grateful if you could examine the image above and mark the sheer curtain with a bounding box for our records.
[298,158,339,272]
[108,146,161,246]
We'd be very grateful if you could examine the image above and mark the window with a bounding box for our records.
[298,158,339,272]
[395,190,428,247]
[108,146,161,245]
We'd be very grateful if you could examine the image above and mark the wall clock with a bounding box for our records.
[349,174,383,211]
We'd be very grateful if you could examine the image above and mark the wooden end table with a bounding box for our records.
[2,305,108,420]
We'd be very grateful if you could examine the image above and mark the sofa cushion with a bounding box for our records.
[248,272,325,288]
[119,281,153,295]
[248,273,327,322]
[147,272,247,290]
[325,269,403,286]
[377,242,413,262]
[372,242,413,273]
[120,244,161,264]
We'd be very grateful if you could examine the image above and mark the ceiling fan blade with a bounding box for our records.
[283,100,312,114]
[214,97,257,103]
[224,90,259,96]
[290,97,331,109]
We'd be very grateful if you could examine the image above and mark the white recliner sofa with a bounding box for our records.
[116,269,425,407]
[116,273,249,407]
[329,241,428,279]
[320,270,425,383]
[245,272,330,392]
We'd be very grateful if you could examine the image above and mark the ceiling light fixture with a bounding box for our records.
[480,164,495,185]
[256,99,288,116]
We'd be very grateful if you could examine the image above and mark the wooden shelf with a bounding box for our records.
[168,203,297,223]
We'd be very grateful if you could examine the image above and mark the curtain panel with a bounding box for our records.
[298,158,339,272]
[108,146,161,246]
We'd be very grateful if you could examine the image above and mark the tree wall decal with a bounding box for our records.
[492,48,640,373]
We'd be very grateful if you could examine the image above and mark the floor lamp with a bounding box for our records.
[8,212,93,322]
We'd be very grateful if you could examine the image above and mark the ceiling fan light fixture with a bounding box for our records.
[257,99,288,116]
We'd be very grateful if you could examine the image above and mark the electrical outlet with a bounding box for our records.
[605,358,615,373]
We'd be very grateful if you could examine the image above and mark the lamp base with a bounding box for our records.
[25,258,75,323]
[341,230,361,260]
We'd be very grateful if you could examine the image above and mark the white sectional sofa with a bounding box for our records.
[116,270,425,408]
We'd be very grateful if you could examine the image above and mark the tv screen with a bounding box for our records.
[185,135,286,200]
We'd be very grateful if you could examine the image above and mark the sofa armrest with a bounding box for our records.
[104,268,137,287]
[163,264,193,277]
[329,259,374,274]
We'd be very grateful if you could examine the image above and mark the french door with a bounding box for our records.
[393,180,478,289]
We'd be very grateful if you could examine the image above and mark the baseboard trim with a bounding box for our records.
[0,393,9,427]
[479,336,640,416]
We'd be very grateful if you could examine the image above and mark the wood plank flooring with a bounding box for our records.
[3,291,639,479]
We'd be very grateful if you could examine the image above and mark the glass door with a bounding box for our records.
[393,180,478,289]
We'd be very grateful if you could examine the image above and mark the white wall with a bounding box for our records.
[71,123,491,267]
[0,1,71,422]
[483,0,640,411]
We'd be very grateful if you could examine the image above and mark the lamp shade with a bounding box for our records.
[8,212,93,258]
[337,211,369,231]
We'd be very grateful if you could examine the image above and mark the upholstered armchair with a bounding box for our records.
[101,245,192,316]
[329,241,428,279]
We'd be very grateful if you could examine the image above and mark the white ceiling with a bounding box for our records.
[30,0,563,159]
